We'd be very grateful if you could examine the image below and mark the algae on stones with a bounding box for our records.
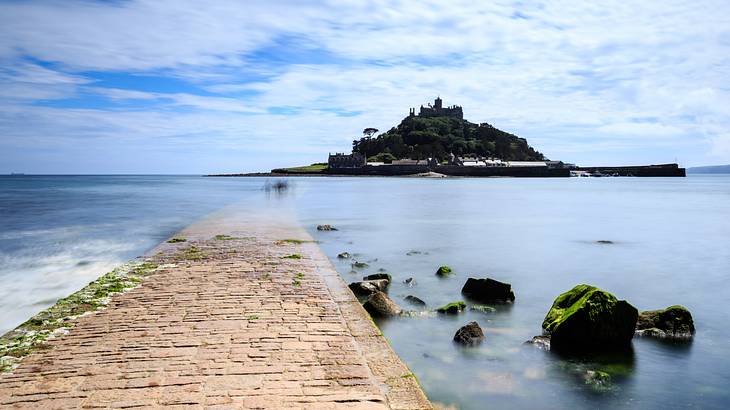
[0,260,160,373]
[542,284,638,351]
[180,245,207,261]
[435,265,453,276]
[167,237,187,243]
[436,301,466,314]
[281,254,303,259]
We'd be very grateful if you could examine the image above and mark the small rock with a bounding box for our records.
[317,224,337,231]
[454,321,485,346]
[363,273,391,283]
[337,252,351,259]
[635,305,695,340]
[435,265,453,277]
[461,278,515,303]
[404,277,415,286]
[524,335,551,351]
[363,291,402,317]
[596,240,614,244]
[405,295,426,306]
[351,261,369,269]
[436,301,466,314]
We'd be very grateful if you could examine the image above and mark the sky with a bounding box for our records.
[1,0,729,174]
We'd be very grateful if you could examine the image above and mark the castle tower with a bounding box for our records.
[434,96,442,110]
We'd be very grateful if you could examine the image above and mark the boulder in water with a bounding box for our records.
[524,335,551,350]
[348,280,389,296]
[542,284,638,352]
[454,321,485,346]
[635,305,695,340]
[405,295,426,306]
[317,224,337,231]
[435,265,453,277]
[363,273,392,283]
[436,301,466,314]
[363,291,402,317]
[461,278,515,303]
[337,252,351,259]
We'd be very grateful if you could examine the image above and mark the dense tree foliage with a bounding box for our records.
[352,115,545,162]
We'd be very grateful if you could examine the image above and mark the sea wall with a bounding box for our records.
[435,165,570,177]
[326,165,569,177]
[576,163,686,177]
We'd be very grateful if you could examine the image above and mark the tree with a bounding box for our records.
[363,127,379,138]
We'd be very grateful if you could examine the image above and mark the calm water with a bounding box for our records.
[1,175,729,409]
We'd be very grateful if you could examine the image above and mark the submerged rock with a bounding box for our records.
[363,273,392,283]
[436,301,466,314]
[542,284,638,352]
[405,295,426,306]
[582,370,613,392]
[635,305,695,340]
[596,240,614,244]
[435,265,453,277]
[363,291,402,317]
[404,277,415,286]
[337,252,351,259]
[469,304,497,314]
[461,278,515,303]
[317,224,337,231]
[454,321,485,346]
[351,261,369,269]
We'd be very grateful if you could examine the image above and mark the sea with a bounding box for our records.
[1,174,729,409]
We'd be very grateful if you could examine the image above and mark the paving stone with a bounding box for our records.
[0,215,432,409]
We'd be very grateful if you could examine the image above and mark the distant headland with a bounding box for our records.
[211,97,685,178]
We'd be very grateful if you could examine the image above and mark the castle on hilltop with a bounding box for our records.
[409,97,463,119]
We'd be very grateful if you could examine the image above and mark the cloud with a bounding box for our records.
[1,0,729,172]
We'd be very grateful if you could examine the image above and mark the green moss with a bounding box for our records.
[282,254,303,259]
[166,237,187,243]
[247,315,260,320]
[292,279,302,287]
[542,284,603,332]
[435,265,453,276]
[1,260,159,372]
[435,301,466,314]
[180,246,207,261]
[294,272,305,279]
[214,234,239,241]
[276,238,315,245]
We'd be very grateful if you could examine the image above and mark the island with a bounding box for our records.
[212,97,685,178]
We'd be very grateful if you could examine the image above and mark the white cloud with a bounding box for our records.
[1,0,729,171]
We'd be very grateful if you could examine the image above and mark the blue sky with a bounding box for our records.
[1,0,729,173]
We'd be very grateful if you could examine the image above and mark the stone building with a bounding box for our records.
[409,97,463,119]
[328,152,366,168]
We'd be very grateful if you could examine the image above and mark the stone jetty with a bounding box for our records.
[0,208,431,409]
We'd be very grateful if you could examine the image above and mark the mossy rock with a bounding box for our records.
[435,266,453,276]
[166,237,187,243]
[542,284,638,352]
[636,305,695,340]
[436,301,466,314]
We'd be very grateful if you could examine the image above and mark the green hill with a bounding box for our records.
[352,113,545,162]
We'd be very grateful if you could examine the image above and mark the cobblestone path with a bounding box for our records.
[0,211,431,409]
